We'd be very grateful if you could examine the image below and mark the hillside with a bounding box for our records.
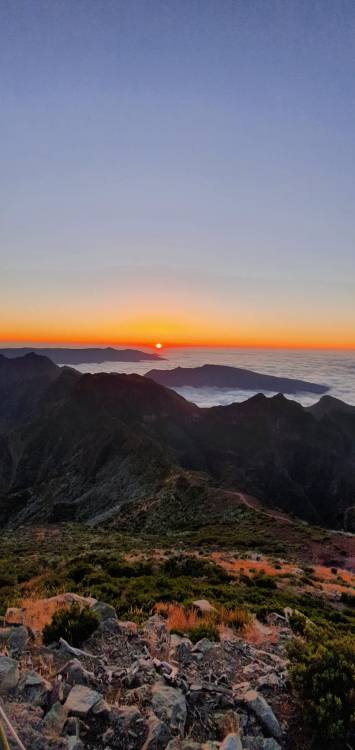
[0,354,355,530]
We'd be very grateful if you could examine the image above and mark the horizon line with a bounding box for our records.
[1,338,355,352]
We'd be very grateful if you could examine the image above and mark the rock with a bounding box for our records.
[64,684,103,717]
[116,620,138,635]
[91,600,117,621]
[8,625,29,655]
[61,658,95,686]
[67,738,84,750]
[109,705,148,749]
[4,607,25,626]
[220,735,242,750]
[192,638,214,655]
[64,716,80,736]
[243,739,264,750]
[144,615,169,655]
[0,655,20,693]
[244,741,281,750]
[142,712,172,749]
[0,627,12,645]
[125,656,157,687]
[256,672,282,689]
[243,690,282,740]
[92,698,111,718]
[169,635,192,663]
[166,742,203,750]
[192,600,216,614]
[44,701,68,734]
[151,682,187,735]
[18,670,52,707]
[215,710,240,738]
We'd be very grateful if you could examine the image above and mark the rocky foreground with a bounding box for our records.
[0,595,292,750]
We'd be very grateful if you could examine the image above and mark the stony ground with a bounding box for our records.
[0,596,292,750]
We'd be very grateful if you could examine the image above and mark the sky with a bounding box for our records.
[1,0,355,349]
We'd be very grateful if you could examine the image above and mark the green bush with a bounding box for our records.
[288,633,355,748]
[42,603,99,647]
[253,574,277,590]
[185,622,220,643]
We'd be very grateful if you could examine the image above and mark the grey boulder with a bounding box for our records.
[151,682,187,735]
[243,690,282,740]
[64,684,103,718]
[0,655,20,693]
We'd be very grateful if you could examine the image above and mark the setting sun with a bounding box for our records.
[155,342,163,349]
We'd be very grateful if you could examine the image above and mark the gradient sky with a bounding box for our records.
[1,0,355,348]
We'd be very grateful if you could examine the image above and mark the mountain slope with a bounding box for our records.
[0,355,355,530]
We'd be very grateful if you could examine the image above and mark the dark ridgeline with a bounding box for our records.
[0,353,354,531]
[145,363,328,394]
[0,347,164,364]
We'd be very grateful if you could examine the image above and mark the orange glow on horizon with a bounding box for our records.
[1,329,355,351]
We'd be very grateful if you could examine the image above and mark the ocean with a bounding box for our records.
[71,347,355,408]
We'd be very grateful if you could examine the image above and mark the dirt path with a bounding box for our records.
[223,489,294,525]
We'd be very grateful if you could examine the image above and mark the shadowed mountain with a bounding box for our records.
[0,354,354,530]
[0,346,164,365]
[0,353,78,427]
[145,363,328,394]
[308,394,355,418]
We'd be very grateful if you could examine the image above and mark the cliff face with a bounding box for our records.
[0,355,355,530]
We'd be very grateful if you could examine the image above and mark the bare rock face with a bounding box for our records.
[43,701,68,734]
[243,690,282,740]
[220,735,243,750]
[0,655,20,693]
[109,705,149,749]
[60,658,96,687]
[18,670,52,707]
[7,624,30,656]
[151,682,187,736]
[142,712,172,749]
[64,684,103,718]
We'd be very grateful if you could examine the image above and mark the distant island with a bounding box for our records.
[145,363,329,395]
[0,346,165,365]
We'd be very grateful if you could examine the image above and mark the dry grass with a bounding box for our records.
[16,593,95,632]
[154,601,251,638]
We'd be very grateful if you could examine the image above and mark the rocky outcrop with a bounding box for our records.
[0,600,290,750]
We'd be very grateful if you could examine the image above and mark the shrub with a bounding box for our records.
[288,633,355,748]
[341,591,355,607]
[185,622,220,643]
[254,574,277,590]
[42,603,99,647]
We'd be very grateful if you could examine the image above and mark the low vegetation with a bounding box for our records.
[288,631,355,748]
[0,523,354,749]
[42,602,99,647]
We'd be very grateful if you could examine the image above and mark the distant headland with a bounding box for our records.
[0,347,164,365]
[145,363,328,395]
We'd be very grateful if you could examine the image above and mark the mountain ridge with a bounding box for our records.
[0,354,354,531]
